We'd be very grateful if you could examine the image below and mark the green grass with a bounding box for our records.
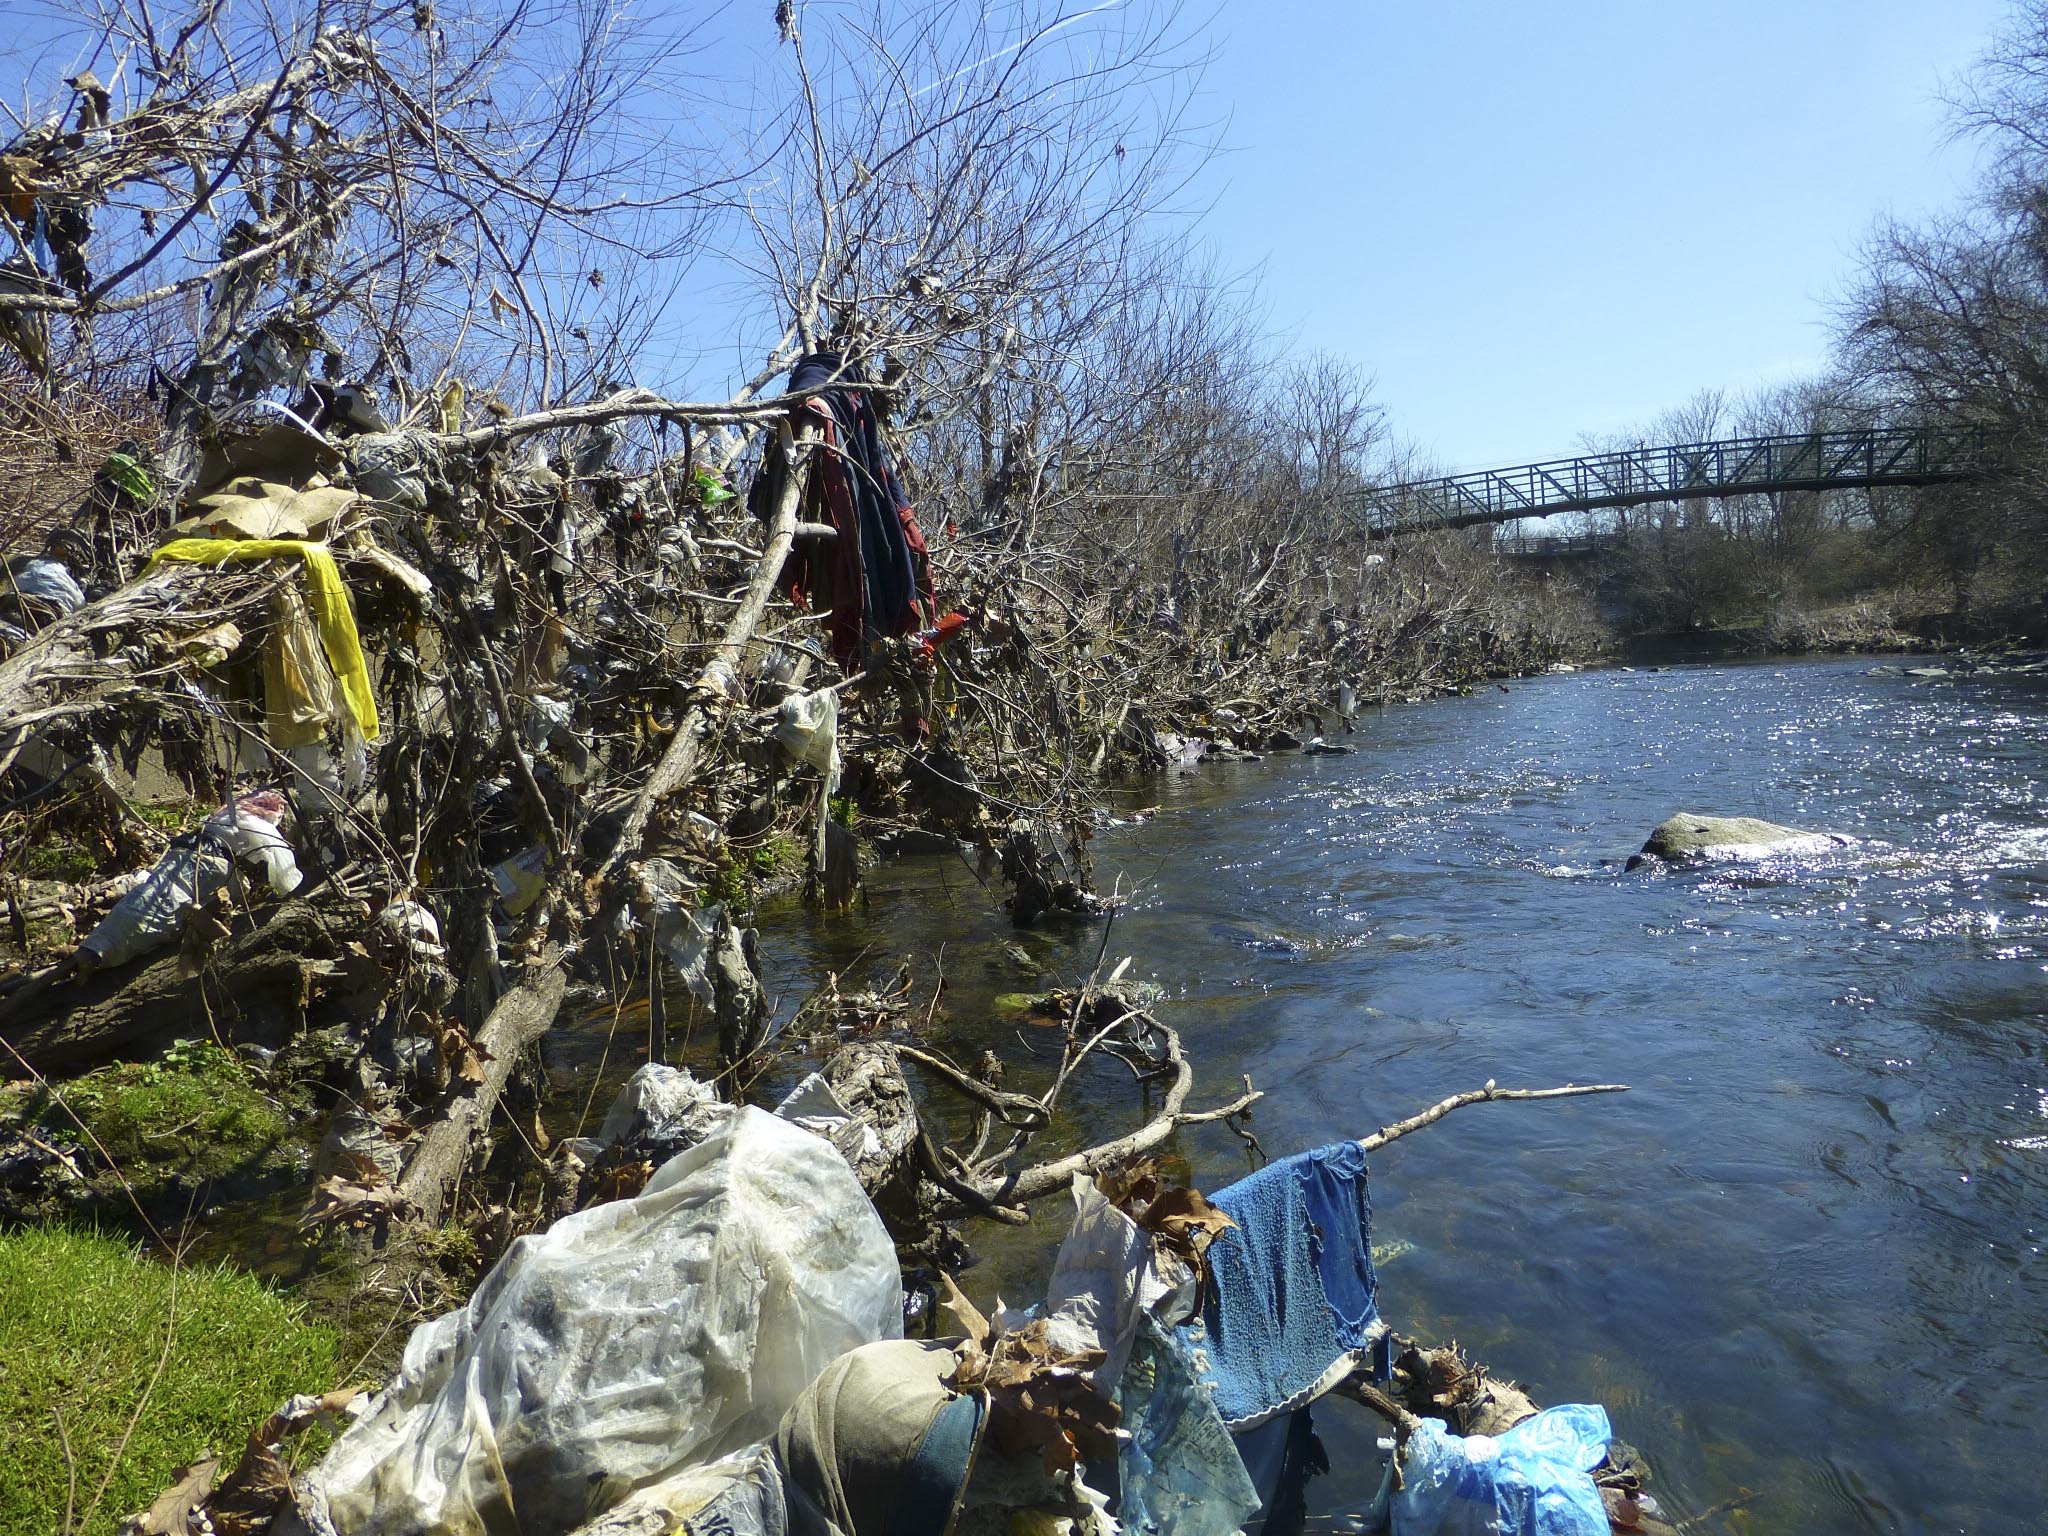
[35,1041,287,1197]
[19,835,97,882]
[0,1225,338,1536]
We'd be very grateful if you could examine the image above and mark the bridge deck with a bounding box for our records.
[1364,425,1998,537]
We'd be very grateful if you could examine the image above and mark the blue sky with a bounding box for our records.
[1,0,2012,467]
[1185,0,2008,470]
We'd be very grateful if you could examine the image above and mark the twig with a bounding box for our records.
[1358,1081,1630,1153]
[895,1043,1048,1126]
[1335,1374,1423,1441]
[55,1405,77,1536]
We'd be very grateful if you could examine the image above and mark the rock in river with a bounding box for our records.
[1627,812,1852,870]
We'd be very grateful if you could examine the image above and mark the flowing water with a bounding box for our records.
[561,655,2048,1534]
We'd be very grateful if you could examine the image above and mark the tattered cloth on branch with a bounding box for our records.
[144,536,380,741]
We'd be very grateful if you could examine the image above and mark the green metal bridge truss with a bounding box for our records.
[1362,424,2002,537]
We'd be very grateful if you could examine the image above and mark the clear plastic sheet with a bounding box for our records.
[303,1108,902,1536]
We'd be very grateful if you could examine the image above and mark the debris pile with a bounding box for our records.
[115,1041,1655,1536]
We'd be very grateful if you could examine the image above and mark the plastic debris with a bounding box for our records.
[490,844,550,915]
[263,581,345,749]
[595,1062,728,1157]
[1391,1404,1612,1536]
[145,536,380,741]
[8,558,84,613]
[773,686,843,862]
[375,900,445,960]
[301,1107,903,1536]
[80,793,301,969]
[1115,1314,1262,1536]
[568,1445,787,1536]
[1042,1174,1193,1388]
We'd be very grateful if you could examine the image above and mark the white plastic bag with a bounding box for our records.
[211,791,304,896]
[78,843,232,968]
[80,793,300,968]
[772,688,841,862]
[596,1062,727,1152]
[11,558,85,612]
[1042,1174,1193,1388]
[303,1108,902,1536]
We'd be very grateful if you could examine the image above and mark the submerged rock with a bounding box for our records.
[1627,812,1852,870]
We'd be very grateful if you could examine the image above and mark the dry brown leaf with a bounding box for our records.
[951,1320,1117,1474]
[178,620,244,667]
[176,894,235,980]
[935,1270,991,1346]
[1095,1156,1161,1214]
[425,1018,492,1085]
[206,1389,367,1536]
[121,1455,218,1534]
[301,1174,414,1235]
[1135,1185,1235,1261]
[336,1149,392,1187]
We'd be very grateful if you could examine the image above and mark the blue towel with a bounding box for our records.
[1180,1142,1379,1430]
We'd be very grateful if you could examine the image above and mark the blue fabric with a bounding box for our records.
[1182,1142,1379,1429]
[896,1390,984,1536]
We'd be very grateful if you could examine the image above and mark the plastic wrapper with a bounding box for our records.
[491,844,550,915]
[1391,1404,1611,1536]
[10,558,85,613]
[80,794,300,968]
[772,688,841,862]
[302,1107,903,1536]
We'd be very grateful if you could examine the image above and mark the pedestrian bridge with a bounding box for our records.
[1362,424,1999,537]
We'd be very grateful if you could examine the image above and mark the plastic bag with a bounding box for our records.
[10,558,84,613]
[302,1108,902,1536]
[772,687,841,785]
[80,794,300,968]
[79,843,232,968]
[212,791,304,896]
[1391,1404,1611,1536]
[567,1445,786,1536]
[376,900,444,959]
[1043,1174,1192,1387]
[264,581,345,750]
[1115,1314,1261,1536]
[596,1062,728,1156]
[772,687,841,863]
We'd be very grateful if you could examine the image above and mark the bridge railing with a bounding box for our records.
[1363,424,2001,534]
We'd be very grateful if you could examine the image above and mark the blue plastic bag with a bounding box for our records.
[1390,1403,1611,1536]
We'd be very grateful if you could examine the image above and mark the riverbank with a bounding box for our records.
[1613,587,2048,664]
[0,422,1610,1531]
[778,655,2045,1534]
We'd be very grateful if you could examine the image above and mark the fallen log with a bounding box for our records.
[396,953,567,1228]
[598,416,818,880]
[0,895,369,1076]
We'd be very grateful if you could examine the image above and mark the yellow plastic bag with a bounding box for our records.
[146,537,379,741]
[262,582,343,749]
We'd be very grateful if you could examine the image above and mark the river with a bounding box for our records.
[571,655,2048,1535]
